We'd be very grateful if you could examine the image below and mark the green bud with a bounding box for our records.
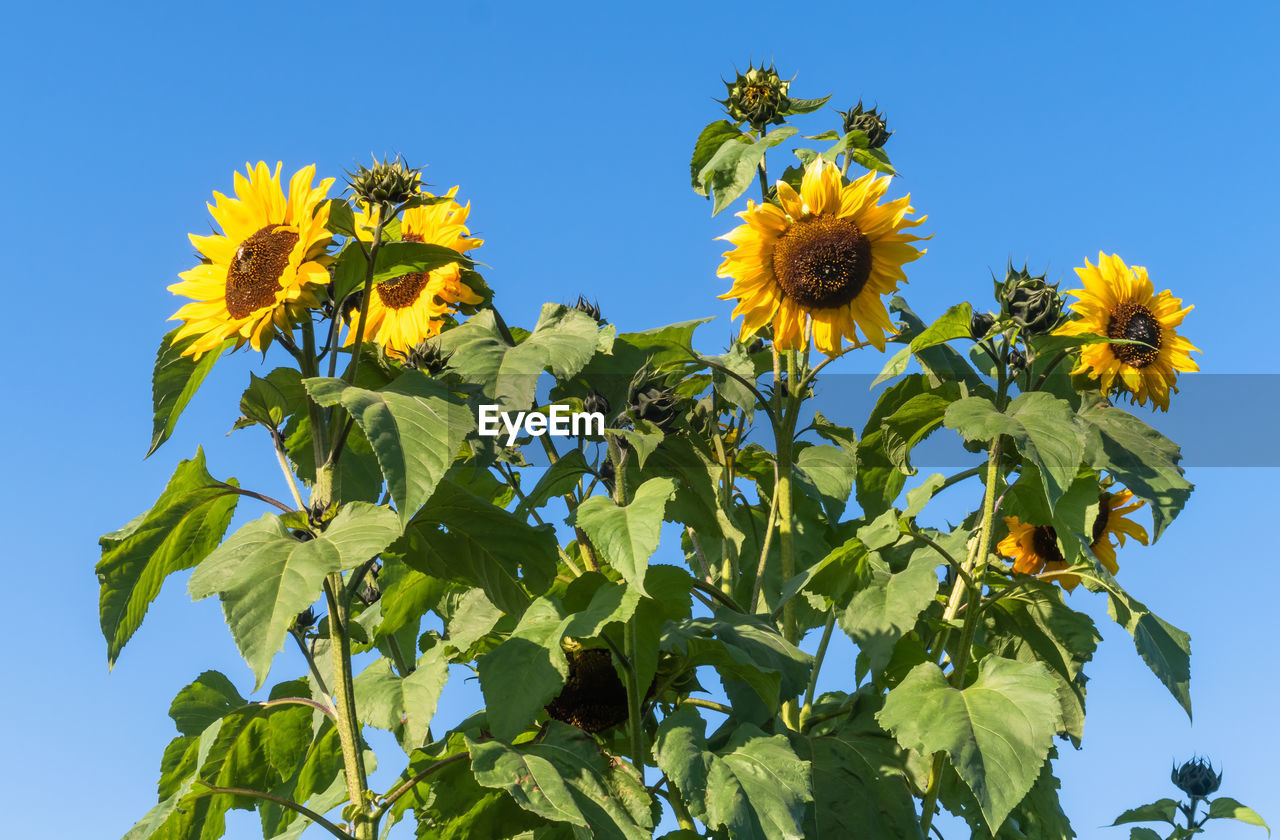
[970,311,996,340]
[838,101,892,148]
[996,263,1063,335]
[570,295,606,325]
[403,341,452,375]
[1172,757,1222,798]
[346,155,421,212]
[719,63,792,131]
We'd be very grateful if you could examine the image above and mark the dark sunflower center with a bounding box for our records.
[1107,302,1162,368]
[771,215,872,309]
[225,224,298,319]
[374,232,430,310]
[1091,493,1111,544]
[1031,525,1065,565]
[545,648,629,733]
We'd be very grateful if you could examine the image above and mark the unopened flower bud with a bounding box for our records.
[719,63,791,131]
[997,263,1063,335]
[404,341,452,375]
[970,311,996,340]
[571,295,606,325]
[1172,757,1222,798]
[838,101,892,148]
[346,155,421,211]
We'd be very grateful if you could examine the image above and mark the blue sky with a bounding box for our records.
[2,1,1277,837]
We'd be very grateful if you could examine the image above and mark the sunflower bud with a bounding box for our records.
[346,155,421,211]
[583,391,611,419]
[571,295,607,325]
[720,63,791,131]
[630,383,680,429]
[970,311,996,340]
[745,336,767,355]
[839,101,892,148]
[1008,347,1027,372]
[1172,757,1222,798]
[294,606,319,632]
[404,341,452,375]
[997,264,1063,335]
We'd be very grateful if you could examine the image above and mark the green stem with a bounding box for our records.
[344,216,388,390]
[269,428,306,510]
[798,611,836,729]
[324,574,372,838]
[681,697,733,715]
[919,437,1003,835]
[777,350,800,729]
[193,782,354,840]
[666,782,698,831]
[757,125,770,201]
[291,629,330,697]
[624,614,646,777]
[748,462,781,614]
[374,753,469,818]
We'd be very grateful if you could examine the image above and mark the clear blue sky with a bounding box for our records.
[2,1,1277,837]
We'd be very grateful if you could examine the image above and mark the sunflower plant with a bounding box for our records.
[104,66,1210,840]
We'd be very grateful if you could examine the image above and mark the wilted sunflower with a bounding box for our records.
[344,187,483,356]
[998,489,1148,591]
[169,162,335,358]
[1055,252,1199,411]
[717,158,927,355]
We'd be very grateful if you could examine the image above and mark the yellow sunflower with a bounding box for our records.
[998,489,1149,592]
[1055,252,1199,411]
[169,162,335,358]
[344,187,483,357]
[717,158,927,355]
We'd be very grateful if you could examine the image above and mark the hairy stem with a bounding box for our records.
[324,575,372,837]
[193,782,354,840]
[798,611,836,729]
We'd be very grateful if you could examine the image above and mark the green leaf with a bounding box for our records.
[699,127,800,215]
[654,708,812,840]
[320,197,356,237]
[169,670,246,736]
[477,597,569,741]
[515,449,592,517]
[237,368,305,430]
[662,610,811,712]
[857,376,958,516]
[468,722,656,840]
[1111,799,1180,826]
[354,647,449,750]
[188,503,402,688]
[910,303,974,353]
[1083,568,1192,718]
[1078,403,1192,540]
[329,241,367,303]
[783,94,833,115]
[610,419,665,469]
[848,147,896,175]
[305,370,472,525]
[692,120,749,196]
[372,239,473,284]
[572,477,676,595]
[838,547,940,676]
[945,392,1085,508]
[796,443,857,523]
[440,305,609,411]
[792,723,926,840]
[1128,829,1164,840]
[148,328,230,457]
[97,449,240,666]
[877,658,1063,831]
[404,478,558,614]
[880,392,953,477]
[1208,797,1270,833]
[374,559,447,640]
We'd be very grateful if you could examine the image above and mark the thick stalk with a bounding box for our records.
[798,611,836,729]
[777,350,800,729]
[919,437,1003,834]
[324,575,372,838]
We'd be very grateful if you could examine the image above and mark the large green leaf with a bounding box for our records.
[877,658,1062,831]
[468,722,655,840]
[791,722,925,840]
[148,328,231,457]
[97,449,240,666]
[945,392,1085,508]
[691,120,749,195]
[188,503,402,688]
[1078,403,1192,540]
[371,239,474,284]
[235,367,305,430]
[838,546,941,677]
[572,477,676,595]
[857,376,943,515]
[477,597,569,741]
[654,708,812,840]
[439,304,610,412]
[910,303,974,354]
[662,610,811,712]
[353,646,449,750]
[404,478,558,614]
[1110,799,1179,826]
[305,371,473,525]
[695,127,799,215]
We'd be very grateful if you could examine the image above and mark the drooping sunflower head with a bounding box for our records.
[545,647,629,733]
[717,158,927,355]
[998,516,1074,587]
[169,162,335,358]
[1089,488,1149,576]
[1055,252,1199,411]
[345,187,484,357]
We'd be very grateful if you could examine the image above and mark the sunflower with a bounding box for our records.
[717,158,927,355]
[169,162,335,358]
[344,187,483,357]
[1055,252,1199,411]
[998,489,1149,592]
